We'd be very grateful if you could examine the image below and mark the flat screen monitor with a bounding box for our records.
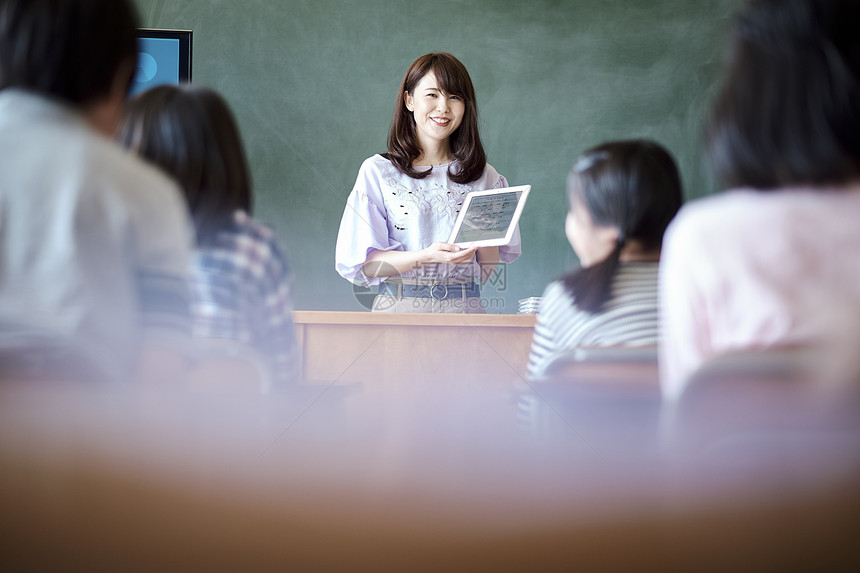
[130,29,192,96]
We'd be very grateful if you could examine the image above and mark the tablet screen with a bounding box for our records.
[451,189,523,244]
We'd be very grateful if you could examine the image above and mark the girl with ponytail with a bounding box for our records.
[527,140,683,378]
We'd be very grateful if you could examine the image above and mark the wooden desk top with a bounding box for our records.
[292,310,536,328]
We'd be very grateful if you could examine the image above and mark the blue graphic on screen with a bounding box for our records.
[130,37,180,95]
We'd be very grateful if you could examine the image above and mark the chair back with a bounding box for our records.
[539,345,660,399]
[518,346,661,457]
[0,343,112,387]
[185,339,271,393]
[669,347,860,460]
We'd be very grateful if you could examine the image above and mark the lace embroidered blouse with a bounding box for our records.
[335,154,522,287]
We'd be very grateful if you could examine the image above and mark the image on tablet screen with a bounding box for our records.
[454,190,521,243]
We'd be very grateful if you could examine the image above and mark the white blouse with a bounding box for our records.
[335,154,521,287]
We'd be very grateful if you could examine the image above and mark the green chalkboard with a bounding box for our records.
[133,0,743,311]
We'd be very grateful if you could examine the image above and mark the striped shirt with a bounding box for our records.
[189,211,298,389]
[527,263,660,378]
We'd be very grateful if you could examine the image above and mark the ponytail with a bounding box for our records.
[560,139,682,314]
[561,238,624,314]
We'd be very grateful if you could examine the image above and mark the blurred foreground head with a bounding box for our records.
[707,0,860,189]
[0,0,139,109]
[118,85,253,247]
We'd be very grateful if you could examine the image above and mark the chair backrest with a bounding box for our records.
[669,346,860,458]
[538,345,660,399]
[0,343,111,387]
[184,339,271,393]
[519,346,662,457]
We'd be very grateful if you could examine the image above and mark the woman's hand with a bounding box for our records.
[362,243,478,278]
[420,242,478,265]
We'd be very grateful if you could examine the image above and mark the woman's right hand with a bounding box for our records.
[363,243,478,278]
[420,242,479,265]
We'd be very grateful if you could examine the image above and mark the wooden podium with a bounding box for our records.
[292,311,536,391]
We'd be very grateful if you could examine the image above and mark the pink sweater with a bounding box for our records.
[659,184,860,402]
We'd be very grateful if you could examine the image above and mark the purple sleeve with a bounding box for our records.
[335,159,402,287]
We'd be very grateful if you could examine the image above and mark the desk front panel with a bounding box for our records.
[293,311,536,391]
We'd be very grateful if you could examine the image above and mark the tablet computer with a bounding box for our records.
[447,185,531,247]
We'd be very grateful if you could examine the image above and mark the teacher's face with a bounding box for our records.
[404,71,465,149]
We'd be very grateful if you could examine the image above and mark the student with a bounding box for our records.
[117,85,299,390]
[659,0,860,401]
[335,52,520,313]
[0,0,192,385]
[527,140,683,378]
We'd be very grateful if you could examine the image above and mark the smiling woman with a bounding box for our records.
[334,52,522,314]
[404,72,465,164]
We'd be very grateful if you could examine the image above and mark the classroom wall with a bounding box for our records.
[133,0,743,311]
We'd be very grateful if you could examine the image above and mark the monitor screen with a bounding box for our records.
[130,29,192,96]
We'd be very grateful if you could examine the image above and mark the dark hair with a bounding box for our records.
[706,0,860,189]
[0,0,139,106]
[387,52,487,184]
[117,85,252,247]
[561,140,683,313]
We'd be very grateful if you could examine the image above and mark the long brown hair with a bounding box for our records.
[117,85,252,247]
[387,52,487,184]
